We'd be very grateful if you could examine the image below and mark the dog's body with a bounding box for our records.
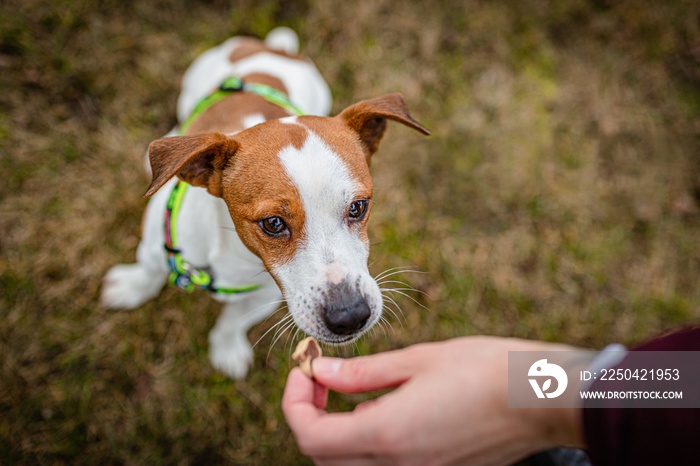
[101,28,428,379]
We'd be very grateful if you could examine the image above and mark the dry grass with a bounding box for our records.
[2,0,699,464]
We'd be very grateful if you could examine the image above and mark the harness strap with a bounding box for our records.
[163,75,304,295]
[164,181,260,294]
[179,76,304,134]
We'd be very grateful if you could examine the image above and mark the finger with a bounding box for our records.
[282,369,382,456]
[286,412,380,457]
[314,455,379,466]
[353,399,379,413]
[281,366,328,409]
[313,377,329,409]
[311,347,422,393]
[283,367,318,407]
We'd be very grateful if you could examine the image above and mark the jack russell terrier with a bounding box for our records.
[101,27,430,379]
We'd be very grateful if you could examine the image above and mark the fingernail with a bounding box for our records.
[312,357,342,375]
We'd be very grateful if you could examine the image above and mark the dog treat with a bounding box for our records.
[292,337,322,377]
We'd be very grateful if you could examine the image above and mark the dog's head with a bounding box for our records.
[145,93,429,343]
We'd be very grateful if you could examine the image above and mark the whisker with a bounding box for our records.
[382,294,406,320]
[287,327,303,359]
[373,268,396,282]
[368,325,377,338]
[383,288,430,312]
[271,317,296,347]
[377,278,412,286]
[373,266,410,282]
[382,307,401,324]
[241,298,286,318]
[284,326,297,356]
[373,266,423,282]
[376,317,391,337]
[267,319,297,362]
[381,267,427,280]
[243,302,288,332]
[268,316,295,350]
[379,315,395,336]
[379,280,427,290]
[253,314,292,348]
[377,276,430,299]
[381,287,431,302]
[376,279,421,290]
[382,305,405,330]
[253,312,293,349]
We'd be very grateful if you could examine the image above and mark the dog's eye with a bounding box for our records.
[260,216,289,237]
[348,199,369,221]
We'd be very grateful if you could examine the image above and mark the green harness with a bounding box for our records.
[164,76,305,294]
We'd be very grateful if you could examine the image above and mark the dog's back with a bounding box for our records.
[177,27,332,124]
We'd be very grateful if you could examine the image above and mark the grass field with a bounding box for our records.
[2,0,699,464]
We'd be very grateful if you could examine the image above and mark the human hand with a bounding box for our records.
[282,336,585,466]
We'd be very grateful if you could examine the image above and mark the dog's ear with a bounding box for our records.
[337,93,430,158]
[144,132,238,198]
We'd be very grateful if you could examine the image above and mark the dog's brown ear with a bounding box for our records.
[144,132,238,198]
[337,93,430,157]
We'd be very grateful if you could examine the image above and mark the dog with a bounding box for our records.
[101,27,430,379]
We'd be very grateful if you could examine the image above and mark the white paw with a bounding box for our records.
[209,334,253,380]
[101,263,163,309]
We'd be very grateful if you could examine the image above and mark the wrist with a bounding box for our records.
[509,340,591,451]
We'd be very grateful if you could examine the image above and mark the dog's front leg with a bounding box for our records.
[209,286,283,379]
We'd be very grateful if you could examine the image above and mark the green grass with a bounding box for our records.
[2,0,700,464]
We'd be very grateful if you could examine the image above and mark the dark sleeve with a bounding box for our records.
[582,326,700,466]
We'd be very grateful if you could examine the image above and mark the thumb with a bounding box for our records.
[312,348,420,393]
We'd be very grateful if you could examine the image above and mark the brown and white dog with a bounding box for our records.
[101,27,429,379]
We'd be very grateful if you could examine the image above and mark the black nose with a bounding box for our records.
[322,299,371,335]
[321,282,371,336]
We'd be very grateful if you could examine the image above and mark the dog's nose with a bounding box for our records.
[321,280,372,336]
[322,298,371,335]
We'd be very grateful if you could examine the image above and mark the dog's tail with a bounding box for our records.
[264,27,299,54]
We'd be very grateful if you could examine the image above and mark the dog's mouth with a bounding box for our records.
[314,317,378,345]
[317,334,358,345]
[307,326,375,346]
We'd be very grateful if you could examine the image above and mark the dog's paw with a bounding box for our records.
[101,263,163,309]
[209,335,253,380]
